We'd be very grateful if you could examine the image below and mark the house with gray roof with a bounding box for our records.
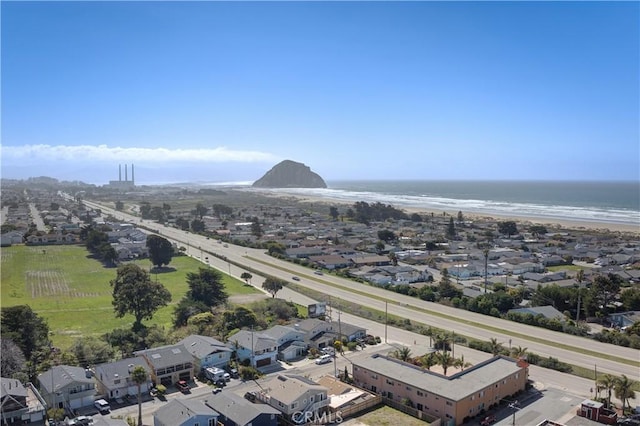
[262,325,306,361]
[508,305,566,322]
[135,344,194,387]
[256,374,328,423]
[93,357,152,400]
[1,377,47,424]
[37,365,96,411]
[153,398,219,426]
[204,392,279,426]
[178,335,233,372]
[226,330,277,368]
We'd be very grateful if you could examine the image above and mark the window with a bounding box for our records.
[515,373,519,379]
[114,379,120,384]
[446,401,452,406]
[291,402,297,410]
[354,367,359,371]
[417,391,424,396]
[371,374,378,379]
[417,403,423,411]
[471,396,475,401]
[194,423,199,426]
[208,420,215,426]
[479,391,484,397]
[386,379,394,385]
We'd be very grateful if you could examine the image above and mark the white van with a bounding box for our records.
[315,354,332,365]
[94,398,110,414]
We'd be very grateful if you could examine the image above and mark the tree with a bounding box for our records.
[173,299,208,328]
[614,374,636,414]
[391,346,412,361]
[110,264,172,330]
[420,352,437,370]
[620,287,640,311]
[497,221,518,237]
[262,277,285,298]
[186,268,228,307]
[329,206,339,220]
[194,203,208,219]
[377,229,396,243]
[1,338,26,378]
[115,200,124,211]
[240,272,253,285]
[488,338,504,356]
[146,235,173,268]
[457,211,464,223]
[597,374,616,407]
[251,219,263,238]
[130,365,148,426]
[588,274,622,316]
[1,305,50,360]
[70,336,116,366]
[436,350,455,375]
[190,219,205,233]
[446,217,456,239]
[510,346,528,359]
[333,340,343,355]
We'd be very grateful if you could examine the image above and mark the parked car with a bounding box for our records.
[212,387,222,394]
[314,270,323,275]
[176,380,190,393]
[292,276,300,281]
[480,415,496,426]
[225,366,239,379]
[244,391,256,402]
[94,398,110,414]
[315,354,332,365]
[67,416,93,426]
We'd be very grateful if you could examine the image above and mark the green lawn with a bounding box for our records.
[1,245,259,349]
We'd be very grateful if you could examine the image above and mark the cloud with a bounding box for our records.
[1,144,280,164]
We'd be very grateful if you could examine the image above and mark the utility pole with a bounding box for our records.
[484,249,489,293]
[384,301,388,343]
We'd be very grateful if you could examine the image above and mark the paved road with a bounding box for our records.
[82,200,639,384]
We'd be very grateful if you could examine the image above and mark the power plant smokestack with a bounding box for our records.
[125,164,128,182]
[131,164,135,184]
[119,164,122,181]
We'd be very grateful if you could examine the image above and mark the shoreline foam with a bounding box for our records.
[247,188,640,235]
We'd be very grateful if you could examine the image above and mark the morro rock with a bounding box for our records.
[252,160,327,188]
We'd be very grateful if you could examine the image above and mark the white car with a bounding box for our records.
[315,354,332,365]
[94,399,110,414]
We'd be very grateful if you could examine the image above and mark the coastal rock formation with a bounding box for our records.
[252,160,327,188]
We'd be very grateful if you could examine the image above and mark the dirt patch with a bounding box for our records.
[229,293,269,304]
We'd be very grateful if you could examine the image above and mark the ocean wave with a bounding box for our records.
[247,187,640,226]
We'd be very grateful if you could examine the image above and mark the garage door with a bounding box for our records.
[256,358,271,367]
[178,372,191,381]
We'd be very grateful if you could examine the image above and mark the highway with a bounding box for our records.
[82,199,639,384]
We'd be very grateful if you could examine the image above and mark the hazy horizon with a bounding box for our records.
[2,2,638,184]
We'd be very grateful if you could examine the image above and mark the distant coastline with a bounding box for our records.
[240,180,640,234]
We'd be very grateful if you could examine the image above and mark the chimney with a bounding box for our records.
[125,164,128,182]
[131,164,135,184]
[119,164,122,181]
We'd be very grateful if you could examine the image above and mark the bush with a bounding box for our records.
[155,384,166,395]
[347,341,358,351]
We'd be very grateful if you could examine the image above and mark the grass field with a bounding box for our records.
[1,245,260,349]
[343,406,432,426]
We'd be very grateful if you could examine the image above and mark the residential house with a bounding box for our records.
[608,311,640,329]
[0,231,24,246]
[295,318,335,350]
[352,354,528,426]
[153,398,219,426]
[256,374,329,423]
[226,330,278,368]
[93,357,152,400]
[263,325,307,361]
[135,344,194,387]
[178,335,233,372]
[38,365,96,411]
[349,255,391,267]
[329,321,366,342]
[205,392,280,426]
[1,377,47,424]
[508,306,566,322]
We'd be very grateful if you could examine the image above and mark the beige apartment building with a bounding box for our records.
[352,354,528,426]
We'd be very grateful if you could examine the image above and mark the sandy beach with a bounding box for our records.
[251,189,640,235]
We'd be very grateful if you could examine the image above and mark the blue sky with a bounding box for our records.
[2,1,638,185]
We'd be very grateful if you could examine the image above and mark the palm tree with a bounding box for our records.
[391,346,412,362]
[454,354,472,371]
[489,338,504,356]
[510,346,528,359]
[436,351,455,375]
[597,374,616,407]
[614,375,636,414]
[420,352,437,371]
[424,326,436,348]
[130,365,148,426]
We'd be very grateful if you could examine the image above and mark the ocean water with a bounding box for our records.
[252,180,640,226]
